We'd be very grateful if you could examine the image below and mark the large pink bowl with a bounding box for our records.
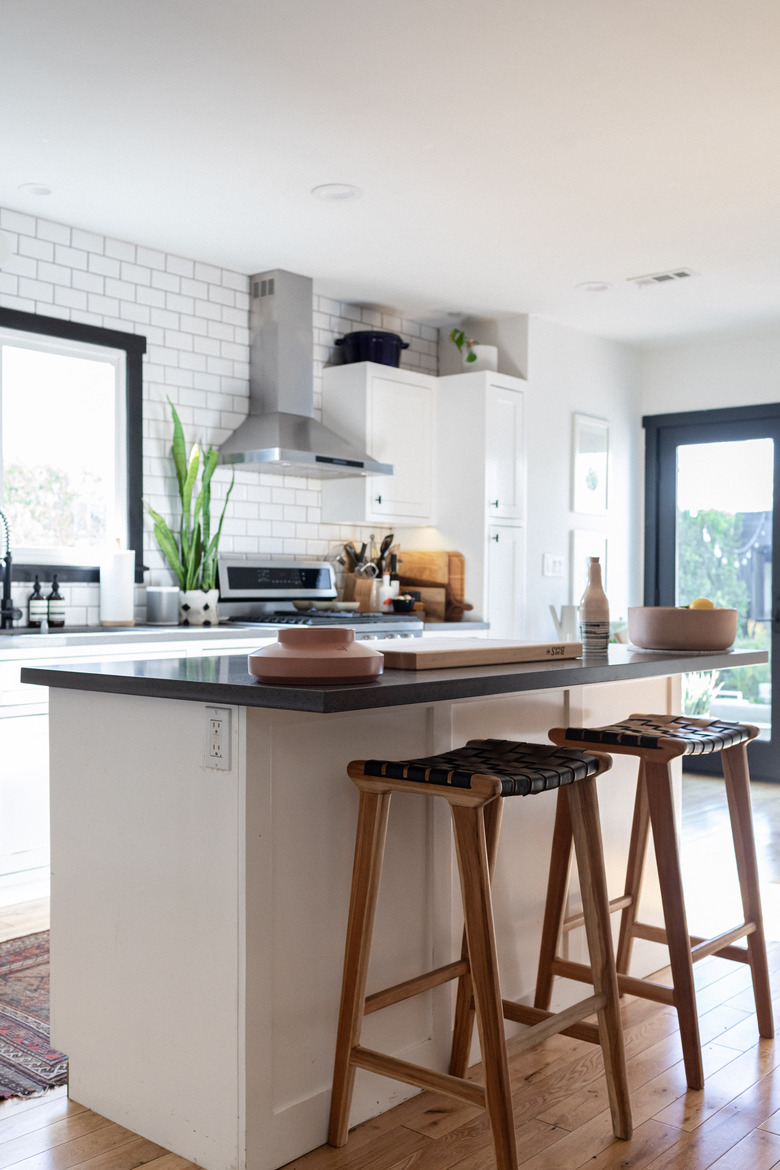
[628,607,737,651]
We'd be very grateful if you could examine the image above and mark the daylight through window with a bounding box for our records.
[0,328,127,562]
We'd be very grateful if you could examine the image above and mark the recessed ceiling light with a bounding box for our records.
[19,182,53,196]
[311,183,362,201]
[576,281,612,293]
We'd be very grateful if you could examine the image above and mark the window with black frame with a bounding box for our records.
[0,307,145,582]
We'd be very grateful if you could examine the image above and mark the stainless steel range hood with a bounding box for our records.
[219,269,392,477]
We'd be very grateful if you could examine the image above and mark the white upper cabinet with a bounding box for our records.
[320,363,436,525]
[485,382,525,520]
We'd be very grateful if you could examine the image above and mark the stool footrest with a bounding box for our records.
[563,893,634,934]
[350,1045,486,1109]
[365,959,470,1015]
[628,920,755,963]
[551,958,675,1006]
[502,997,602,1045]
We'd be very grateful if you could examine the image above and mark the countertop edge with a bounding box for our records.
[20,648,768,714]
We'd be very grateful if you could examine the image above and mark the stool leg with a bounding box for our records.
[450,797,504,1078]
[451,803,518,1170]
[616,765,651,975]
[722,742,774,1039]
[329,790,392,1147]
[534,787,574,1011]
[567,776,632,1140]
[644,760,704,1090]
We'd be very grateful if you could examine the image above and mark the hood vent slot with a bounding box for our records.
[219,269,393,477]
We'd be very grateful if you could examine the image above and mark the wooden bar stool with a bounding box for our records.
[536,715,773,1092]
[329,739,632,1170]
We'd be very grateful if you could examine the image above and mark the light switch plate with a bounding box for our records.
[543,553,565,578]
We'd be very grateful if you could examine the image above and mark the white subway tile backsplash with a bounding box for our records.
[19,277,54,303]
[136,245,166,270]
[166,254,194,278]
[120,261,152,286]
[72,228,105,254]
[72,270,105,294]
[105,237,136,262]
[54,286,88,311]
[89,254,122,278]
[54,244,88,270]
[36,219,70,245]
[18,236,53,261]
[2,208,36,234]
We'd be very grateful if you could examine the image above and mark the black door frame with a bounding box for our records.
[644,403,780,782]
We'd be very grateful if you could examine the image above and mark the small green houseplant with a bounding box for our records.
[146,400,234,609]
[449,327,477,363]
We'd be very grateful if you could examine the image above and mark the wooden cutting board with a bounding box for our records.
[381,639,583,670]
[397,550,450,586]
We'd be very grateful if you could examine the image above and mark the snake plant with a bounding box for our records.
[146,400,234,591]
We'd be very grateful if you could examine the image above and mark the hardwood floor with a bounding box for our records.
[6,775,780,1170]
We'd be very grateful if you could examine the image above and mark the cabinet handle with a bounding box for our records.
[491,533,500,542]
[490,499,499,508]
[374,494,382,505]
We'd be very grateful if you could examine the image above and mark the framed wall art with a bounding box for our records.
[571,413,609,514]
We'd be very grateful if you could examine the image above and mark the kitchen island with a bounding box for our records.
[22,646,766,1170]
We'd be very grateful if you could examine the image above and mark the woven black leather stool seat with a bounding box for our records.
[561,715,753,756]
[362,738,603,797]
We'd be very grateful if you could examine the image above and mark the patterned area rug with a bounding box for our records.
[0,931,68,1097]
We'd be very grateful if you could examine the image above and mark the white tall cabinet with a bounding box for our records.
[433,371,526,637]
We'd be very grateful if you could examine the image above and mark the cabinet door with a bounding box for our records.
[366,373,434,522]
[485,385,524,521]
[0,712,50,879]
[486,525,525,639]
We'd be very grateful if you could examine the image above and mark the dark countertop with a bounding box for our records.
[20,646,767,715]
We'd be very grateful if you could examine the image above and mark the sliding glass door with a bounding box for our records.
[644,406,780,781]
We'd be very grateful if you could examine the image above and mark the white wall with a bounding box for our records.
[525,317,643,640]
[641,322,780,415]
[0,206,438,623]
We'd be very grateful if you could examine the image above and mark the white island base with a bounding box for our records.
[49,674,679,1170]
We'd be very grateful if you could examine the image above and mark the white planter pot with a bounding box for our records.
[179,588,219,626]
[466,344,499,372]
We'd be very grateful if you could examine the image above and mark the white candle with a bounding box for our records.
[100,549,135,626]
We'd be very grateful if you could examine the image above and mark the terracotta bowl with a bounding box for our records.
[247,626,384,685]
[627,607,738,651]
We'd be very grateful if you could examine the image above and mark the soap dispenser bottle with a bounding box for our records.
[47,574,66,628]
[28,575,47,628]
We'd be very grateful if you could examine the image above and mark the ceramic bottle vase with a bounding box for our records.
[578,557,609,653]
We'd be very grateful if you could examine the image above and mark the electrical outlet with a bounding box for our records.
[204,706,231,770]
[543,553,565,578]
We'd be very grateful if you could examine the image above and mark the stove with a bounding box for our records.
[217,557,424,639]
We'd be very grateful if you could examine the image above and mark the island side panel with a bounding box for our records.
[244,701,457,1170]
[48,689,243,1170]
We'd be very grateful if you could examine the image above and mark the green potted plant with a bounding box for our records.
[449,327,498,372]
[146,399,234,625]
[449,327,478,363]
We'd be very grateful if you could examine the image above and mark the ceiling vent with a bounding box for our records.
[628,268,698,289]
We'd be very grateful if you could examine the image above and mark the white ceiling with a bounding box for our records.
[4,0,780,343]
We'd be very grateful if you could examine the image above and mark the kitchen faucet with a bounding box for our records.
[0,510,22,629]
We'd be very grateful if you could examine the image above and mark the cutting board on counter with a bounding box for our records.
[381,639,583,670]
